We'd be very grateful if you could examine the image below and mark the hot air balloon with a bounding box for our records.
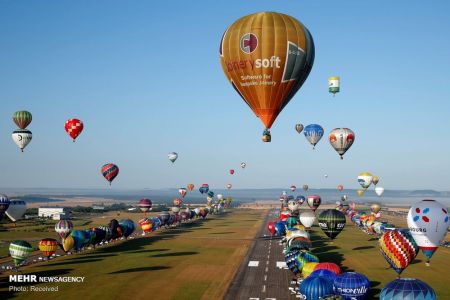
[371,203,381,214]
[187,183,194,191]
[303,184,309,192]
[220,12,315,142]
[179,188,187,198]
[372,176,380,186]
[299,211,316,228]
[199,184,209,194]
[0,194,10,221]
[373,187,384,198]
[333,272,370,300]
[302,262,319,278]
[338,185,344,192]
[12,129,32,152]
[318,209,346,239]
[5,200,27,222]
[118,219,135,238]
[173,198,183,207]
[379,229,418,275]
[70,230,86,251]
[295,124,304,134]
[310,269,337,283]
[304,124,324,149]
[226,183,232,190]
[101,163,119,185]
[407,199,449,265]
[290,185,296,192]
[13,111,32,129]
[229,169,235,175]
[296,195,306,205]
[138,198,152,213]
[64,118,84,142]
[329,128,355,159]
[300,276,334,300]
[39,238,58,258]
[268,221,276,236]
[168,152,178,163]
[62,236,75,252]
[314,262,341,276]
[358,172,373,189]
[9,240,33,267]
[380,278,436,300]
[307,195,321,212]
[357,190,365,197]
[159,211,170,226]
[240,162,246,168]
[55,220,73,240]
[328,76,340,96]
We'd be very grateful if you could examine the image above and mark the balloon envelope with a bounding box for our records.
[318,209,346,239]
[55,220,74,240]
[380,278,436,300]
[307,195,321,212]
[64,118,84,141]
[295,123,304,134]
[12,129,32,151]
[168,152,178,163]
[358,172,373,189]
[304,124,324,148]
[39,238,58,258]
[329,128,355,159]
[9,240,33,266]
[299,211,316,228]
[101,163,119,185]
[138,198,152,213]
[379,230,418,275]
[375,186,385,196]
[334,272,370,300]
[13,111,32,129]
[300,276,334,300]
[0,194,11,221]
[6,200,27,222]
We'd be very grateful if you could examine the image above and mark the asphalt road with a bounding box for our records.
[225,209,299,300]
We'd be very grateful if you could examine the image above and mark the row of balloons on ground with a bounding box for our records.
[8,205,220,267]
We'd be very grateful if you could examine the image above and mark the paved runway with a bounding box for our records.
[225,210,299,300]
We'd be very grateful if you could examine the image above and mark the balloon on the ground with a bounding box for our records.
[314,262,341,276]
[12,129,32,152]
[220,12,315,141]
[307,195,321,212]
[168,152,178,163]
[407,199,449,265]
[329,128,355,159]
[62,236,75,252]
[304,124,324,149]
[295,124,304,134]
[328,76,340,96]
[380,278,436,300]
[101,163,119,185]
[138,198,152,213]
[310,269,337,283]
[333,272,370,300]
[0,194,10,221]
[9,240,33,266]
[318,209,346,239]
[6,200,27,222]
[358,172,373,189]
[55,220,74,240]
[159,211,170,225]
[375,186,385,197]
[300,276,334,300]
[299,211,316,228]
[302,262,319,278]
[268,221,276,235]
[64,118,84,142]
[13,111,32,129]
[39,238,58,258]
[379,229,418,275]
[119,219,135,238]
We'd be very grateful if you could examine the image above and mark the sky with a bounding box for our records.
[0,0,449,191]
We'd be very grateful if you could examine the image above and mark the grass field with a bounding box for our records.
[0,209,266,300]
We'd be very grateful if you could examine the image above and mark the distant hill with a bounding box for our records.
[408,190,442,196]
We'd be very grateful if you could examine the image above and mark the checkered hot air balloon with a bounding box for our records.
[101,163,119,185]
[379,229,418,275]
[64,118,84,142]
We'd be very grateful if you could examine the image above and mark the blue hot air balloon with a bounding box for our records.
[70,230,85,251]
[310,269,337,283]
[300,276,334,300]
[274,221,286,236]
[304,124,324,149]
[334,272,370,300]
[207,190,214,198]
[285,250,301,275]
[380,278,436,300]
[119,219,136,237]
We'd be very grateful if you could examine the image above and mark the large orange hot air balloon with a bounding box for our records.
[220,12,315,142]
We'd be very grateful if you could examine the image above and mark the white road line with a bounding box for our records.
[265,266,268,272]
[266,261,269,265]
[248,261,259,267]
[264,275,267,281]
[262,285,266,293]
[267,255,269,259]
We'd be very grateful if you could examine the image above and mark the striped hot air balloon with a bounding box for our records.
[55,220,74,240]
[13,111,32,129]
[138,198,152,213]
[9,240,33,267]
[318,209,346,240]
[38,238,58,258]
[101,163,119,185]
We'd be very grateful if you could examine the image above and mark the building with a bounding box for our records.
[38,207,70,220]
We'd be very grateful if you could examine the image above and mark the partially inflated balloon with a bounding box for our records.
[39,238,58,258]
[13,111,32,129]
[375,186,385,197]
[9,240,33,266]
[304,124,324,149]
[380,278,436,300]
[358,172,373,189]
[314,262,341,276]
[407,199,449,265]
[64,118,84,142]
[307,195,321,212]
[220,12,314,141]
[302,262,319,278]
[101,163,119,185]
[168,152,178,163]
[379,230,418,275]
[329,128,355,159]
[318,209,346,239]
[12,129,32,152]
[268,221,276,235]
[6,200,27,222]
[62,236,75,252]
[295,124,304,134]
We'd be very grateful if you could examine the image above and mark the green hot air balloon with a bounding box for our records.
[13,111,32,129]
[9,240,33,267]
[318,209,346,239]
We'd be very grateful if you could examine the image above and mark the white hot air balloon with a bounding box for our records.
[375,186,385,197]
[328,128,355,159]
[168,152,178,163]
[299,211,316,228]
[282,191,287,196]
[240,162,246,169]
[6,200,27,222]
[407,199,449,265]
[12,130,32,152]
[226,184,232,189]
[217,194,223,201]
[171,206,180,213]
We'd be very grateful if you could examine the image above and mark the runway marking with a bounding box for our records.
[265,266,268,272]
[262,285,266,293]
[267,255,269,259]
[264,275,267,281]
[249,298,259,300]
[266,261,269,265]
[276,261,287,269]
[248,261,259,267]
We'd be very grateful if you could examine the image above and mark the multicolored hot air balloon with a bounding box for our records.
[12,129,32,152]
[64,118,84,142]
[295,123,304,134]
[379,230,418,275]
[138,198,152,213]
[300,276,334,300]
[179,188,187,198]
[39,238,58,258]
[13,111,32,129]
[0,194,10,221]
[318,209,346,239]
[307,195,321,212]
[328,76,340,96]
[187,183,194,191]
[372,176,380,186]
[314,262,341,276]
[358,172,373,189]
[199,184,209,194]
[168,152,178,163]
[380,278,436,300]
[220,12,315,142]
[9,240,33,267]
[6,200,27,222]
[55,220,74,240]
[173,198,183,207]
[329,128,355,159]
[407,199,449,265]
[101,163,119,185]
[334,272,370,300]
[304,124,324,149]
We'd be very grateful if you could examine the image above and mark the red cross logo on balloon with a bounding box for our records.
[240,33,258,54]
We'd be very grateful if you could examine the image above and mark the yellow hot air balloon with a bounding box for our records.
[302,262,319,278]
[357,189,364,197]
[220,12,315,142]
[62,236,74,252]
[371,203,381,214]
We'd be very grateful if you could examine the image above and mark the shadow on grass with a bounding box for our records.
[108,266,170,274]
[46,258,104,267]
[411,259,423,265]
[368,281,382,298]
[129,248,170,254]
[352,246,375,251]
[151,251,198,258]
[210,232,235,235]
[368,237,379,241]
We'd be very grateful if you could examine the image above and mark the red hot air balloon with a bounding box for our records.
[338,185,344,192]
[64,118,84,142]
[187,184,194,191]
[101,163,119,185]
[138,199,152,213]
[268,221,276,236]
[230,169,235,175]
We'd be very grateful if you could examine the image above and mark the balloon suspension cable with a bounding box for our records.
[426,260,430,267]
[73,139,75,143]
[21,149,24,153]
[340,156,343,160]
